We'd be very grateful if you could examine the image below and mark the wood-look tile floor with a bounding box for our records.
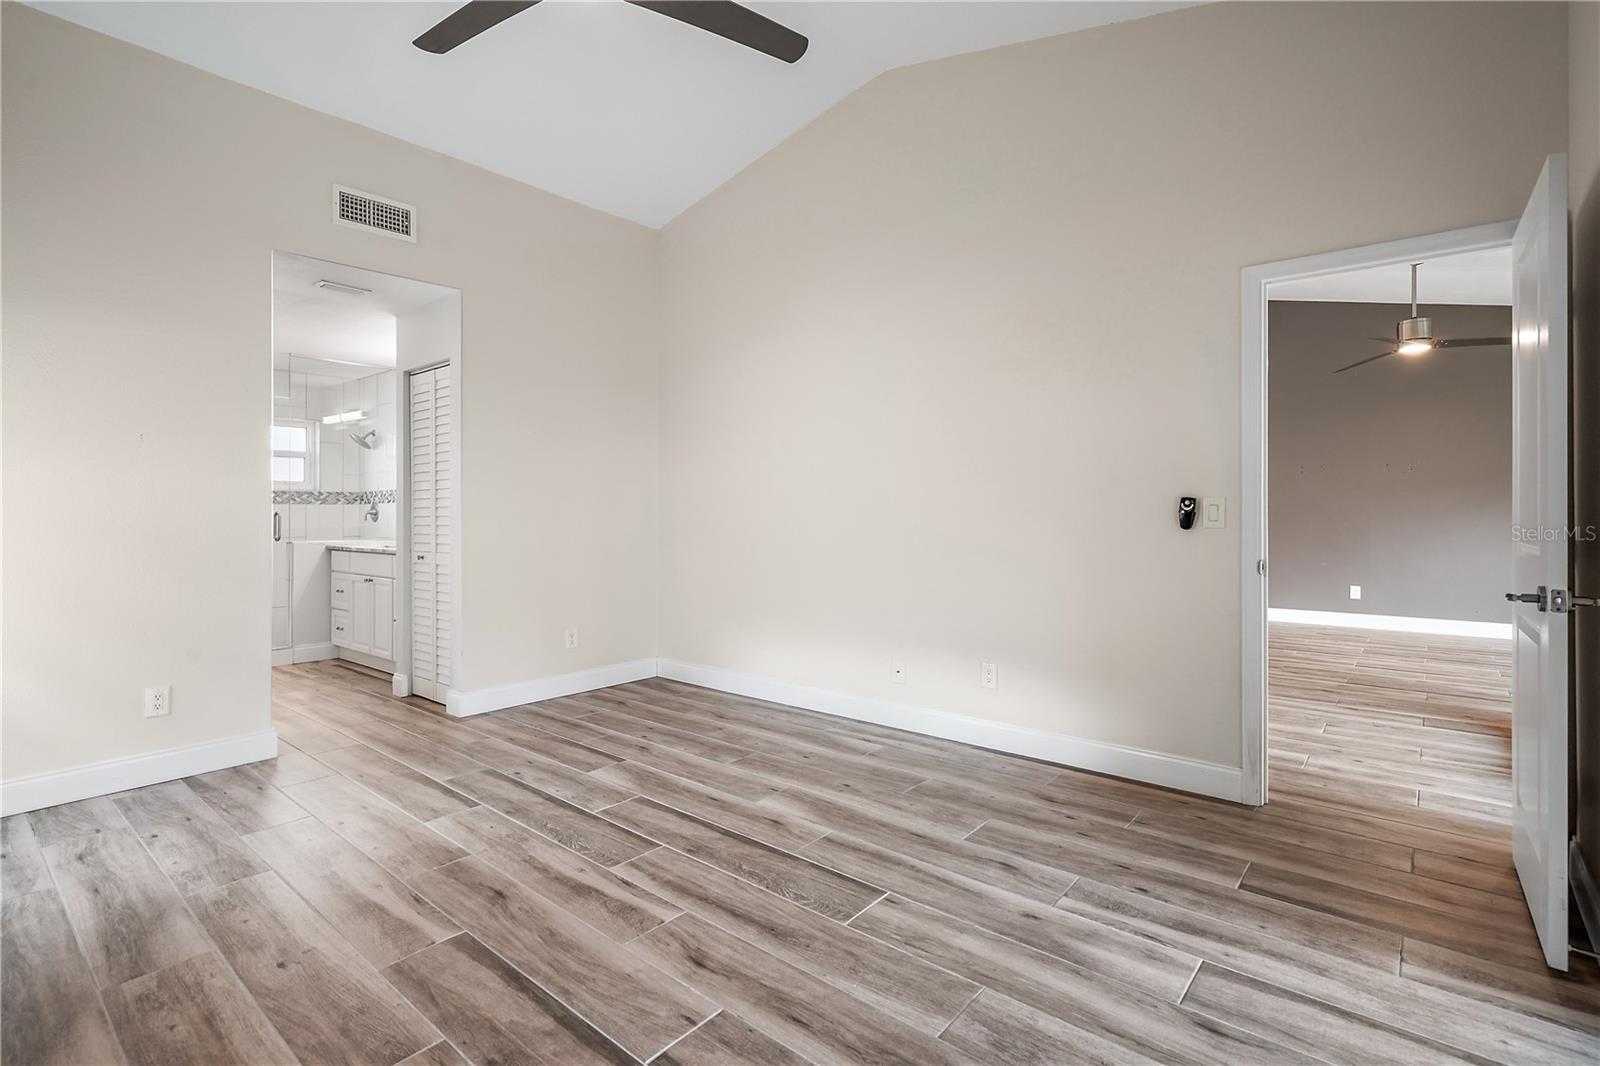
[6,627,1599,1064]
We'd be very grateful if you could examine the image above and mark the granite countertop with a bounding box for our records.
[315,539,397,555]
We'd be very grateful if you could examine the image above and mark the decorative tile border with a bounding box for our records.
[273,489,397,505]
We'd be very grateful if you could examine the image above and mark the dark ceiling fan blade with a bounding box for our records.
[627,1,808,63]
[414,1,541,54]
[1333,350,1398,374]
[1435,336,1513,349]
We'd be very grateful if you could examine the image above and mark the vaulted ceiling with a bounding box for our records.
[35,1,1190,227]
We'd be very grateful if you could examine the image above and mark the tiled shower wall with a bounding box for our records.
[272,367,398,539]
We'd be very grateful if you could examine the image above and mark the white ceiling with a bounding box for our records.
[273,251,455,367]
[35,1,1192,227]
[1270,246,1512,307]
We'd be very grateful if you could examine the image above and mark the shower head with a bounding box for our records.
[350,429,378,450]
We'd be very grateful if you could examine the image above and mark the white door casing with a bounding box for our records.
[1509,153,1570,972]
[1238,219,1519,807]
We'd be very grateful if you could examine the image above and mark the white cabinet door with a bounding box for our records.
[350,576,375,654]
[371,577,394,660]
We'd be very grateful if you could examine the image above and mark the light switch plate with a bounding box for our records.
[1350,585,1362,600]
[1202,496,1226,529]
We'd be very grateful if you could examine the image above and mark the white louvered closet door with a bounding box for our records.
[409,366,453,703]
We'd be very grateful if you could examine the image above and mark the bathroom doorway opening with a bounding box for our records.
[269,251,461,711]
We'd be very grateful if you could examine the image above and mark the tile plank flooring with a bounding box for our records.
[5,625,1599,1064]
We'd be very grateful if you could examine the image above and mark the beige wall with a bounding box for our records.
[1267,301,1511,622]
[1,6,660,781]
[2,2,1584,800]
[657,2,1569,769]
[1570,0,1600,901]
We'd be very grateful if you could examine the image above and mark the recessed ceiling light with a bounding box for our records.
[313,279,372,296]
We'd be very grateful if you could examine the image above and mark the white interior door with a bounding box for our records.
[409,365,453,704]
[1509,153,1569,972]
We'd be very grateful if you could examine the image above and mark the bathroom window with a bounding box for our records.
[271,419,316,488]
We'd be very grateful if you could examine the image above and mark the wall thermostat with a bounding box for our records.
[1178,496,1197,530]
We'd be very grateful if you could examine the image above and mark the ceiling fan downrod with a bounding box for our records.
[1396,262,1433,354]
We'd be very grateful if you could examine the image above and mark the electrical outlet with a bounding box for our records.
[564,628,579,650]
[891,660,906,685]
[144,685,171,718]
[1349,585,1362,600]
[980,661,998,690]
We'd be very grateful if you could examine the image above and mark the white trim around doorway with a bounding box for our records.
[1238,219,1517,807]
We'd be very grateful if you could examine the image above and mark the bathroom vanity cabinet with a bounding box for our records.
[330,547,396,662]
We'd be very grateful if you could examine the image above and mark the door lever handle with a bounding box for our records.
[1509,587,1600,613]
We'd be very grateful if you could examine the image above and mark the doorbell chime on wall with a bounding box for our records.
[1178,496,1197,530]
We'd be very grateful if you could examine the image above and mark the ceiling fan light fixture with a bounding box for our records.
[1396,313,1433,355]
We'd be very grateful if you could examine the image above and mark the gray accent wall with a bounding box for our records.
[1268,300,1511,622]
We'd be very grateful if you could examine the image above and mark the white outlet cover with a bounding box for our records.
[891,660,906,684]
[564,628,579,649]
[1350,585,1362,600]
[144,684,171,718]
[981,662,998,689]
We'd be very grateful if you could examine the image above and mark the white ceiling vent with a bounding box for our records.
[332,185,416,242]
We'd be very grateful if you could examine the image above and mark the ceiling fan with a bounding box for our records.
[1332,262,1511,374]
[413,1,809,64]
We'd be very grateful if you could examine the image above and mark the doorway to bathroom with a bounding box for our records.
[269,251,461,711]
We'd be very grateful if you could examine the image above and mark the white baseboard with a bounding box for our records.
[656,659,1244,803]
[1,727,279,817]
[1268,607,1512,639]
[270,647,293,667]
[292,642,337,664]
[445,658,660,718]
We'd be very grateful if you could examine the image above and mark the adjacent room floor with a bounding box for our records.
[4,630,1598,1064]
